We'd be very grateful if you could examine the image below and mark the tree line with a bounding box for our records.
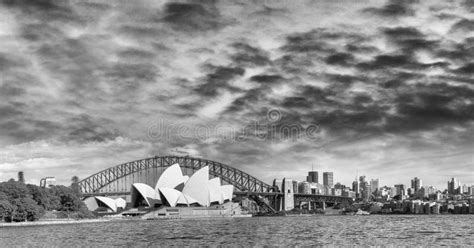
[0,177,92,222]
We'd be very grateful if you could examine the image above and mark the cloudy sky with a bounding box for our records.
[0,0,473,189]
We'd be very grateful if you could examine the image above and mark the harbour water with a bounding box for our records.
[1,215,473,246]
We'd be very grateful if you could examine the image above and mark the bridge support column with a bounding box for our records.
[308,201,311,210]
[322,200,326,211]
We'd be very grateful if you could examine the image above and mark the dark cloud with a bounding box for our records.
[162,2,228,32]
[357,54,422,70]
[0,104,23,118]
[230,42,271,67]
[281,31,335,54]
[2,0,81,23]
[194,65,245,97]
[64,114,118,143]
[0,84,26,97]
[117,48,156,60]
[345,44,379,54]
[450,18,474,32]
[382,27,439,52]
[454,62,474,75]
[325,53,355,66]
[225,89,265,113]
[104,63,158,89]
[437,37,474,63]
[249,74,284,84]
[0,53,26,71]
[387,83,474,132]
[363,0,416,18]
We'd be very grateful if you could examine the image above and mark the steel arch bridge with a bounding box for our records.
[78,156,273,195]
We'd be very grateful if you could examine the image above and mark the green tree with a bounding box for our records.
[0,200,16,221]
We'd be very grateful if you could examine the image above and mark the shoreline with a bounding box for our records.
[0,218,115,228]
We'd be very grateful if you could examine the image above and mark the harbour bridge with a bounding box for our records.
[78,156,352,211]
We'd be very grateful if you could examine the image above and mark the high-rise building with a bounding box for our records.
[306,171,318,183]
[468,186,474,196]
[411,177,422,192]
[447,178,461,195]
[18,171,25,183]
[394,184,406,197]
[323,172,334,187]
[370,179,379,193]
[461,184,469,194]
[352,180,359,194]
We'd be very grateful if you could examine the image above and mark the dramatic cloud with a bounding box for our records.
[0,0,472,188]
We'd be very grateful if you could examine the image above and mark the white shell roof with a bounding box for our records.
[83,196,99,211]
[221,185,234,201]
[132,183,160,207]
[115,198,127,209]
[155,163,185,190]
[209,177,223,204]
[96,196,118,212]
[158,187,182,207]
[182,166,210,206]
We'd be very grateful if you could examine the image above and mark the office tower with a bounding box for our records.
[18,171,25,183]
[394,184,406,196]
[370,179,379,193]
[411,177,422,192]
[352,180,359,194]
[448,178,461,195]
[306,171,318,183]
[323,172,334,187]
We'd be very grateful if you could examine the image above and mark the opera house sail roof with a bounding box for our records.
[131,164,233,208]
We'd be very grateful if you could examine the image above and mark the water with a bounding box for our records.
[1,215,473,246]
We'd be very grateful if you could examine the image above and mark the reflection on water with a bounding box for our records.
[1,215,473,246]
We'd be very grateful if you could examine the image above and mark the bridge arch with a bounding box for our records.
[78,156,273,194]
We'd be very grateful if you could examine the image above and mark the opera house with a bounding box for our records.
[83,196,127,212]
[84,164,246,218]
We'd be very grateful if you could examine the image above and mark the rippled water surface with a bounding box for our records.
[1,215,473,246]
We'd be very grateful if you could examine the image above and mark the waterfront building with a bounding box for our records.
[323,172,334,187]
[468,186,474,195]
[126,164,233,208]
[352,179,359,194]
[461,184,469,194]
[394,184,406,197]
[407,188,415,196]
[447,178,461,195]
[416,187,428,199]
[331,188,342,196]
[40,177,56,188]
[411,177,422,193]
[306,171,318,183]
[84,196,126,212]
[370,179,379,193]
[298,181,311,194]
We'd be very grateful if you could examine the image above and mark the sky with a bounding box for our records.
[0,0,473,190]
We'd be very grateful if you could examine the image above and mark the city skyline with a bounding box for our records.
[1,0,474,189]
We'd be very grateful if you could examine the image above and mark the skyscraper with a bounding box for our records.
[448,178,461,195]
[411,177,422,192]
[352,179,359,194]
[18,171,25,183]
[306,171,318,183]
[394,184,406,196]
[323,172,334,187]
[370,179,379,193]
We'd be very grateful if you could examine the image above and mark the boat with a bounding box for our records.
[354,209,370,215]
